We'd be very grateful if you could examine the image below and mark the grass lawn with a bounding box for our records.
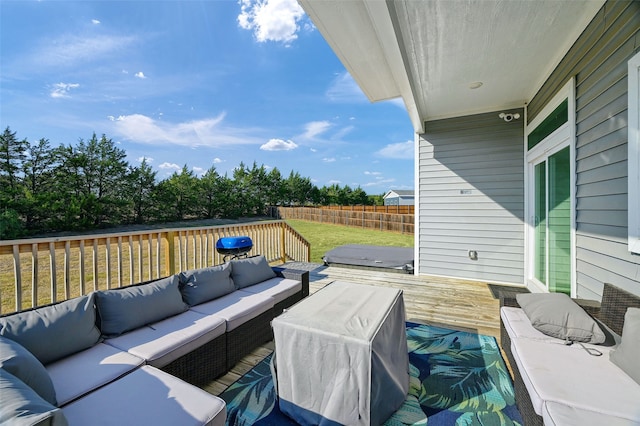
[285,219,414,264]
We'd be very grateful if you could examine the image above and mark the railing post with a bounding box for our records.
[166,231,176,276]
[280,223,286,264]
[13,245,22,312]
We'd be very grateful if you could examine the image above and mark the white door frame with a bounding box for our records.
[524,79,576,295]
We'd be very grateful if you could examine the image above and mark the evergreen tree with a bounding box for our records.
[199,165,223,218]
[127,158,157,224]
[157,165,200,221]
[0,127,27,202]
[22,138,57,231]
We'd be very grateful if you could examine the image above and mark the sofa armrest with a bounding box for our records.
[272,267,310,298]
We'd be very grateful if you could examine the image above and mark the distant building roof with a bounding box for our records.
[384,190,414,198]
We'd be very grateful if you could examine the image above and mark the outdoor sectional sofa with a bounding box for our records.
[500,283,640,426]
[0,255,309,426]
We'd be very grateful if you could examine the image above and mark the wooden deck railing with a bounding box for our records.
[0,220,310,314]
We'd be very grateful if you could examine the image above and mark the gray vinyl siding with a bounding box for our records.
[418,110,525,284]
[528,0,640,299]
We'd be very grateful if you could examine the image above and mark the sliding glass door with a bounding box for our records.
[532,147,571,294]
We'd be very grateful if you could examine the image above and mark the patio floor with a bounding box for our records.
[203,262,521,396]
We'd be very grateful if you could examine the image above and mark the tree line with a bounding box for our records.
[0,127,382,239]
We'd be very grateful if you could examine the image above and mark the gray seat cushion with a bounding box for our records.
[240,277,301,304]
[96,275,188,337]
[0,368,68,426]
[190,290,274,332]
[0,336,57,405]
[104,310,226,368]
[511,337,640,419]
[543,401,640,426]
[61,365,226,426]
[46,343,144,406]
[0,294,101,365]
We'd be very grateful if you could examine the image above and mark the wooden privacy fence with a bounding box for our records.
[270,207,414,235]
[0,220,309,314]
[319,205,414,214]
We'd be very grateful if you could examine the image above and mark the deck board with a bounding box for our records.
[202,263,521,396]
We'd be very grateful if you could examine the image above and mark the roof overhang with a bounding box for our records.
[299,0,605,133]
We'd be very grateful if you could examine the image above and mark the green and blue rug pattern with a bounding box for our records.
[220,322,522,425]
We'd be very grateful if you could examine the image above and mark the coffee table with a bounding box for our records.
[272,281,409,426]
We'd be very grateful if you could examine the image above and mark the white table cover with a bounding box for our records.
[272,281,409,426]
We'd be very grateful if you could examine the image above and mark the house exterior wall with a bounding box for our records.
[418,110,525,284]
[527,0,640,299]
[384,196,414,206]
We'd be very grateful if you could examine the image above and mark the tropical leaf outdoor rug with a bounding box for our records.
[220,322,523,425]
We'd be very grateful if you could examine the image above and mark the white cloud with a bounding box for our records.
[310,148,317,153]
[238,0,306,44]
[92,19,101,25]
[365,171,382,176]
[302,121,331,139]
[331,125,354,140]
[328,179,341,185]
[158,162,181,171]
[192,166,205,175]
[213,158,223,164]
[376,140,414,160]
[135,71,146,79]
[108,112,264,147]
[260,138,298,151]
[34,34,137,68]
[326,72,368,103]
[363,178,395,187]
[50,82,79,98]
[323,157,336,163]
[137,156,153,163]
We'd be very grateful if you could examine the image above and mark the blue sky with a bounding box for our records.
[0,0,414,195]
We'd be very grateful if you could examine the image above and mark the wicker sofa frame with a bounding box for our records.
[499,283,640,426]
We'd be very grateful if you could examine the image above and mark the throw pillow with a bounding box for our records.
[0,293,102,365]
[0,336,57,406]
[96,275,188,337]
[0,368,67,426]
[610,307,640,385]
[516,292,606,344]
[179,262,236,306]
[230,255,276,289]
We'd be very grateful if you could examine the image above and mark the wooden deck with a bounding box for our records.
[203,263,520,396]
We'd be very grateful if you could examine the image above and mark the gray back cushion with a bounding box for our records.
[516,292,606,344]
[0,336,57,406]
[0,294,101,365]
[0,368,68,426]
[96,275,188,337]
[179,262,235,306]
[231,255,276,289]
[610,307,640,385]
